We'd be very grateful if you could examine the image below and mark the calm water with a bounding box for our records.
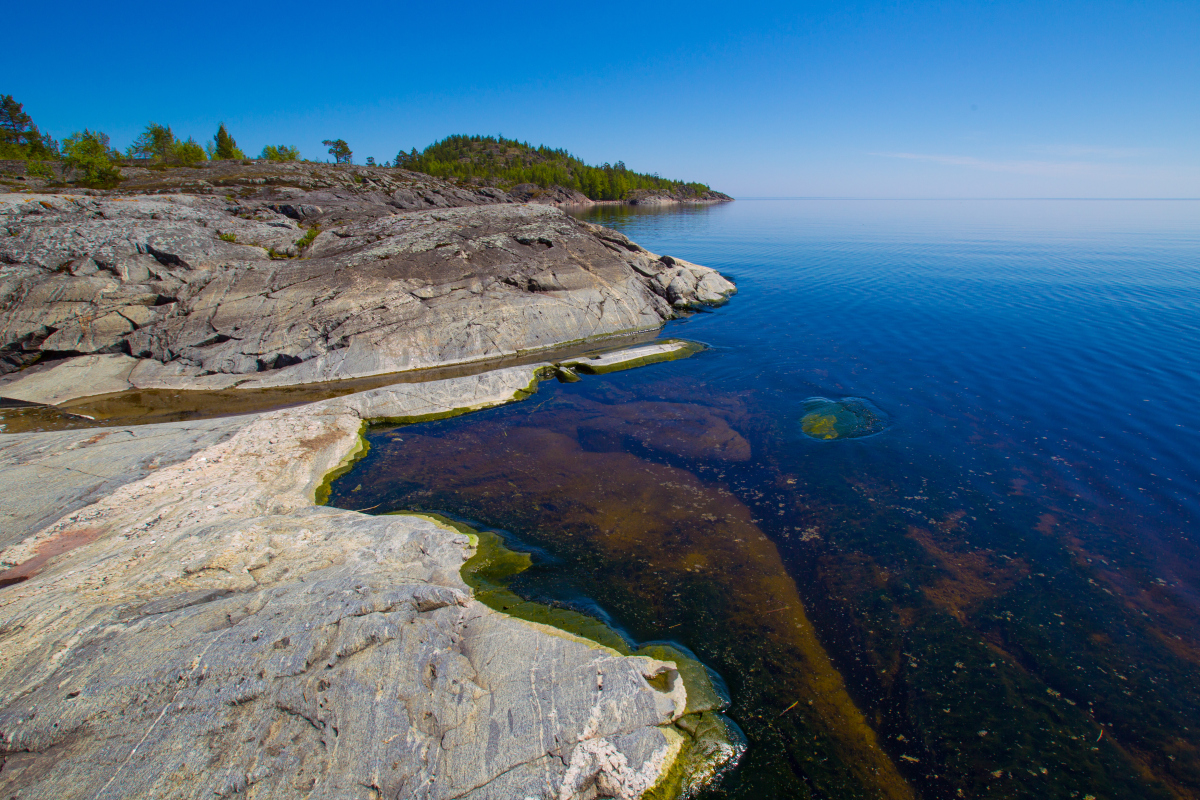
[330,199,1200,799]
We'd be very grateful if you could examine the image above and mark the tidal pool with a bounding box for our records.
[330,199,1200,799]
[0,330,662,433]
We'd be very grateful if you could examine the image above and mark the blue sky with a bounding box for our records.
[4,0,1197,197]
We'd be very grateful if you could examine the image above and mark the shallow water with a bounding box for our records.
[0,330,661,433]
[330,199,1200,799]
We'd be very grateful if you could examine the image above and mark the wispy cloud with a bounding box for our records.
[1027,144,1154,159]
[869,152,1106,177]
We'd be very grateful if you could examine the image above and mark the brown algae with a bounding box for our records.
[330,404,916,799]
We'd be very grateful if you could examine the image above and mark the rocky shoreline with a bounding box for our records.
[0,165,740,798]
[0,353,738,799]
[0,159,733,210]
[0,164,733,401]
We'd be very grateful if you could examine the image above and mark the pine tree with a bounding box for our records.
[0,95,57,160]
[322,139,352,164]
[128,123,175,161]
[213,123,245,160]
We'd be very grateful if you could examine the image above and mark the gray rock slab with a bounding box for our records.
[0,363,696,799]
[0,189,735,401]
[0,415,245,546]
[0,353,141,405]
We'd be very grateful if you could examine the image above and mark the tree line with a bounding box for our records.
[1,95,303,188]
[2,96,716,200]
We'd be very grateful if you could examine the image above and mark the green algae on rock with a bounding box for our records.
[561,339,704,376]
[312,421,370,506]
[457,518,630,653]
[0,366,711,800]
[449,513,746,799]
[800,396,888,440]
[331,401,917,799]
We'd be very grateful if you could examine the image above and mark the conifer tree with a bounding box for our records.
[322,139,352,164]
[391,135,712,201]
[0,95,57,160]
[128,123,174,161]
[212,123,245,160]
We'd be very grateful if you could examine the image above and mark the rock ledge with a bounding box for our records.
[0,354,734,800]
[1,177,735,401]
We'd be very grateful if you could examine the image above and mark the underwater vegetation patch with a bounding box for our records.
[800,397,888,440]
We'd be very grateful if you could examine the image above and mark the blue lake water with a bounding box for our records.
[331,199,1200,798]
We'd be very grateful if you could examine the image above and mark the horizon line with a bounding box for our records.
[729,196,1200,201]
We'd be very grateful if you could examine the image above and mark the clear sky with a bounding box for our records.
[4,0,1197,197]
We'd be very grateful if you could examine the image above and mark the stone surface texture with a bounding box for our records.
[0,413,244,546]
[0,165,734,401]
[0,364,694,799]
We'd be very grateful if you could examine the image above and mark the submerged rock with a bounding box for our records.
[799,396,888,440]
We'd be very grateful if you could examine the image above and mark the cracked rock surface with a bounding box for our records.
[0,169,734,400]
[0,365,692,799]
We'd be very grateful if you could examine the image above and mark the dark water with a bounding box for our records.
[330,199,1200,799]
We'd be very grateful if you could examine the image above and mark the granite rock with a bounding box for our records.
[0,190,734,399]
[0,364,697,799]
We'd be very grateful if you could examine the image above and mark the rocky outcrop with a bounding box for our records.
[507,182,593,205]
[0,411,244,546]
[0,183,734,396]
[0,358,728,799]
[623,188,734,205]
[0,160,742,797]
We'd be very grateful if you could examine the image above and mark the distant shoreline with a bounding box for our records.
[562,194,734,208]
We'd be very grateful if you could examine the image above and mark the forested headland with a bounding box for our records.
[395,135,723,202]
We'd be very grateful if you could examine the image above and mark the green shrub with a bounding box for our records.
[62,130,122,188]
[296,225,320,251]
[218,232,238,243]
[261,144,300,162]
[25,160,53,179]
[172,137,206,165]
